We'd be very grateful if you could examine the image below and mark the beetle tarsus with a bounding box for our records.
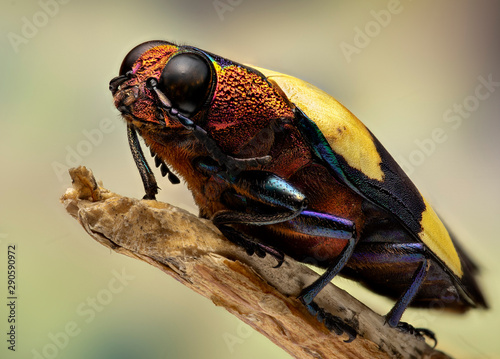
[303,301,356,342]
[396,321,437,347]
[217,225,284,266]
[417,328,437,348]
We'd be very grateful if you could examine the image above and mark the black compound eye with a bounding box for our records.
[119,40,169,76]
[158,53,212,115]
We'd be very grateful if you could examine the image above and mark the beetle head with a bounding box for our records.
[110,40,295,157]
[110,40,215,131]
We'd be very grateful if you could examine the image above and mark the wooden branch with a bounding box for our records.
[60,166,450,359]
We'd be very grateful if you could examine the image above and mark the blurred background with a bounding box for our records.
[1,0,499,358]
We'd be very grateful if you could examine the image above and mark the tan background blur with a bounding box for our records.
[1,1,499,358]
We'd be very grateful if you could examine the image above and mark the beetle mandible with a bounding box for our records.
[109,40,487,342]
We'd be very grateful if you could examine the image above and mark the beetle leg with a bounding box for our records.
[287,210,355,241]
[396,321,436,347]
[127,123,159,200]
[347,242,431,327]
[212,170,308,264]
[298,237,356,306]
[216,225,285,266]
[297,235,357,342]
[386,256,430,327]
[213,170,358,339]
[149,147,181,184]
[188,122,271,175]
[347,242,435,342]
[302,301,357,342]
[385,252,435,344]
[214,170,309,225]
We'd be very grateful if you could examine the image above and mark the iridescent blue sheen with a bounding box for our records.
[288,210,353,239]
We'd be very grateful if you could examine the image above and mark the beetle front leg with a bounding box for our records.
[127,123,158,200]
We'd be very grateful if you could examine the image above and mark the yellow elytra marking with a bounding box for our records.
[254,66,462,277]
[419,198,463,277]
[252,66,384,182]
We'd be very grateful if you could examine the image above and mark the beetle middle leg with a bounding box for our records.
[212,170,309,265]
[288,211,357,341]
[211,169,358,340]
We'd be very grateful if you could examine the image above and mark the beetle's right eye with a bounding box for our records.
[119,40,169,76]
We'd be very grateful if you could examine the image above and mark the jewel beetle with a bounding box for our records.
[109,40,487,342]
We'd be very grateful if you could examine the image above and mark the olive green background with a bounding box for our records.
[1,1,499,358]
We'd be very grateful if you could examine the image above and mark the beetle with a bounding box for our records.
[109,40,487,342]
